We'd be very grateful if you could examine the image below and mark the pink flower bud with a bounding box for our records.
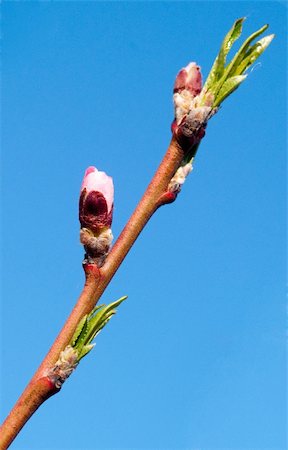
[172,62,214,154]
[79,166,114,233]
[173,62,202,96]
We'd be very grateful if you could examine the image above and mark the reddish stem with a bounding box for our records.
[0,136,184,449]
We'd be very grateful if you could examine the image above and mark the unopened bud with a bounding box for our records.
[79,166,114,266]
[79,166,114,232]
[174,62,202,96]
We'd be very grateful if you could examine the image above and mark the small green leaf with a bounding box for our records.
[90,296,127,332]
[93,312,116,336]
[99,296,127,320]
[76,308,104,349]
[83,300,125,345]
[214,75,247,107]
[223,23,269,80]
[72,322,89,355]
[203,18,244,92]
[235,34,274,75]
[87,304,105,319]
[105,296,128,312]
[71,314,88,347]
[78,344,95,361]
[71,305,103,354]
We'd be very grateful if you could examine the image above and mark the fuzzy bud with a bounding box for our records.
[46,345,79,389]
[168,163,193,195]
[174,62,202,96]
[80,227,113,267]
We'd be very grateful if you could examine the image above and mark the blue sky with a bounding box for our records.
[1,2,286,449]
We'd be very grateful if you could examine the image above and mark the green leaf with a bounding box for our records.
[78,344,95,361]
[222,24,269,80]
[235,34,274,75]
[71,305,103,353]
[214,75,247,107]
[94,311,116,335]
[78,307,106,347]
[99,296,127,318]
[203,18,244,92]
[83,298,126,345]
[88,304,105,319]
[71,314,88,347]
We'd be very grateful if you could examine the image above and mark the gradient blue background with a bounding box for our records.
[1,2,286,449]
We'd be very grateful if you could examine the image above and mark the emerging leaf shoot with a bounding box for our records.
[47,296,127,388]
[201,18,274,107]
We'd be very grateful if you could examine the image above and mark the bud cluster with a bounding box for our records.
[172,62,217,152]
[79,166,114,267]
[171,19,274,155]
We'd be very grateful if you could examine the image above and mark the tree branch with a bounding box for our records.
[0,136,184,449]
